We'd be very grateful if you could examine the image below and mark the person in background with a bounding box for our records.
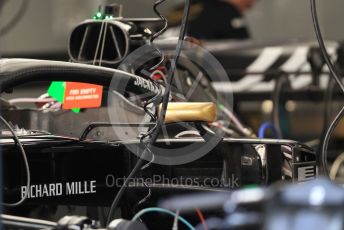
[167,0,257,40]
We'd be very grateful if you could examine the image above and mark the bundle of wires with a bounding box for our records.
[310,0,344,175]
[106,0,191,226]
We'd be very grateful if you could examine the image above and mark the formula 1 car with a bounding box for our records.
[0,2,317,230]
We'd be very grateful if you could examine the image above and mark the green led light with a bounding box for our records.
[96,12,102,18]
[243,184,259,189]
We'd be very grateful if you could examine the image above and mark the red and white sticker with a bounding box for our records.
[63,82,103,109]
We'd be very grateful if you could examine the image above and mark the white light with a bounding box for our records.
[309,186,326,206]
[285,100,296,112]
[261,100,273,114]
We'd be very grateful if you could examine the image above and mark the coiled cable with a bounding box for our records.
[149,0,169,71]
[311,0,344,175]
[106,0,191,226]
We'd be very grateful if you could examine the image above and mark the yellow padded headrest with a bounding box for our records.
[159,102,217,124]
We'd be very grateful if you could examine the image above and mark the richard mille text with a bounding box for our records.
[21,181,96,199]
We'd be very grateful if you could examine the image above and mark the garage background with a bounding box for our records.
[1,0,344,56]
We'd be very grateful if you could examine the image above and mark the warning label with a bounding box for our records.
[63,82,103,109]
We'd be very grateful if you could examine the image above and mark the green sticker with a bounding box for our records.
[48,81,65,103]
[48,82,80,113]
[71,108,81,113]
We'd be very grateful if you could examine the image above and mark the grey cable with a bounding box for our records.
[99,20,109,66]
[310,0,344,175]
[93,19,106,65]
[0,0,29,37]
[0,214,57,229]
[0,115,30,207]
[329,152,344,180]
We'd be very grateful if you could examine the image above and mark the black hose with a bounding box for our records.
[310,0,344,175]
[105,0,191,226]
[272,74,289,138]
[310,0,344,93]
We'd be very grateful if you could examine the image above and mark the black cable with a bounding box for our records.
[0,115,30,207]
[0,0,5,10]
[135,85,163,212]
[123,0,170,217]
[317,76,336,156]
[134,149,154,211]
[0,0,29,37]
[105,0,191,226]
[310,0,344,93]
[321,106,344,174]
[323,76,336,130]
[311,0,344,175]
[272,74,289,139]
[149,0,169,71]
[136,0,186,208]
